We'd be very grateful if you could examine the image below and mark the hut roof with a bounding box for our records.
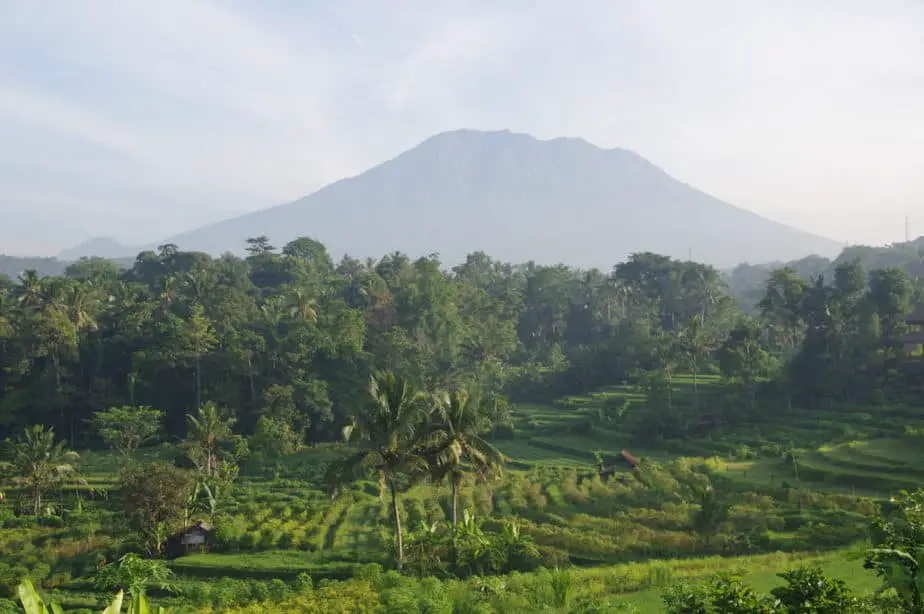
[906,306,924,325]
[185,521,213,533]
[620,449,639,467]
[901,331,924,345]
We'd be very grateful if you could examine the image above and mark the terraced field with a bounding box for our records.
[796,438,924,492]
[28,379,924,610]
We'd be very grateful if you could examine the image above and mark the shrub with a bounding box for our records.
[295,572,314,596]
[663,582,710,614]
[771,567,859,613]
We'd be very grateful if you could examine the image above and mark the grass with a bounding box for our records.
[617,545,878,608]
[169,551,363,581]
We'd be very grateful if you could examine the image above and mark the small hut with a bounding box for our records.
[598,450,639,480]
[165,521,212,558]
[899,307,924,355]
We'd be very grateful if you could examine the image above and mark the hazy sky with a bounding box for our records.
[2,0,923,256]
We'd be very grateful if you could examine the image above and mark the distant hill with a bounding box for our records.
[0,254,131,281]
[725,236,924,310]
[109,129,838,269]
[58,237,134,261]
[0,255,69,279]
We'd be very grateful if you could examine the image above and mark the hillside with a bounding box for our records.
[0,255,69,279]
[85,129,839,268]
[57,237,132,261]
[726,235,924,309]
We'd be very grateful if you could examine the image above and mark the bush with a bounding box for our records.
[771,567,859,613]
[295,572,314,595]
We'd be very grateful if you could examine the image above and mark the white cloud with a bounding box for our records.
[1,0,924,253]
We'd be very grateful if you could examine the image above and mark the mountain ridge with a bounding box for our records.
[57,129,840,267]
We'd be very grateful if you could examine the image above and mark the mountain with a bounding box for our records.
[89,130,843,268]
[58,237,134,261]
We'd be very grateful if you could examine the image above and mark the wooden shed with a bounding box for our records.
[598,450,639,479]
[165,521,212,558]
[899,306,924,355]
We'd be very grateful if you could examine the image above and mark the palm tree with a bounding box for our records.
[64,281,100,333]
[286,287,318,324]
[157,275,177,314]
[654,332,681,411]
[184,402,236,478]
[678,314,714,409]
[16,269,44,311]
[428,389,506,530]
[327,371,429,570]
[9,425,80,515]
[182,304,217,410]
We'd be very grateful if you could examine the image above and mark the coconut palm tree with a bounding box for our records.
[286,287,318,324]
[678,314,715,409]
[9,425,80,516]
[16,269,44,311]
[428,389,506,530]
[63,280,100,333]
[184,402,236,478]
[327,371,429,570]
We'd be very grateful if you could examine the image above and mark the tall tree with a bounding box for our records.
[182,304,218,410]
[8,425,79,515]
[327,371,429,570]
[868,267,913,344]
[677,314,714,408]
[429,389,506,530]
[184,402,236,478]
[759,267,806,355]
[93,405,165,458]
[717,321,771,411]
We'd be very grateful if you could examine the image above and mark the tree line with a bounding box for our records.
[0,236,921,447]
[0,237,738,445]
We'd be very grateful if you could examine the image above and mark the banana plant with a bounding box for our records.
[864,489,924,613]
[17,578,166,614]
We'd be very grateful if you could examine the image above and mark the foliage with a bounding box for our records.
[119,462,194,555]
[663,568,860,613]
[428,388,506,529]
[17,577,131,614]
[5,426,79,516]
[92,406,164,458]
[770,566,860,613]
[93,554,174,599]
[327,371,430,570]
[864,489,924,612]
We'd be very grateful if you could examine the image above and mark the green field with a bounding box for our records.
[4,377,923,612]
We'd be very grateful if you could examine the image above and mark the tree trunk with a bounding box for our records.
[33,484,42,516]
[451,475,459,530]
[666,374,673,411]
[128,372,137,405]
[389,479,404,571]
[451,474,460,571]
[195,354,202,410]
[692,358,699,410]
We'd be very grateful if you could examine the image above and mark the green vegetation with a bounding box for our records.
[2,238,924,612]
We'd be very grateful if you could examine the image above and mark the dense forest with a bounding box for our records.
[1,235,922,447]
